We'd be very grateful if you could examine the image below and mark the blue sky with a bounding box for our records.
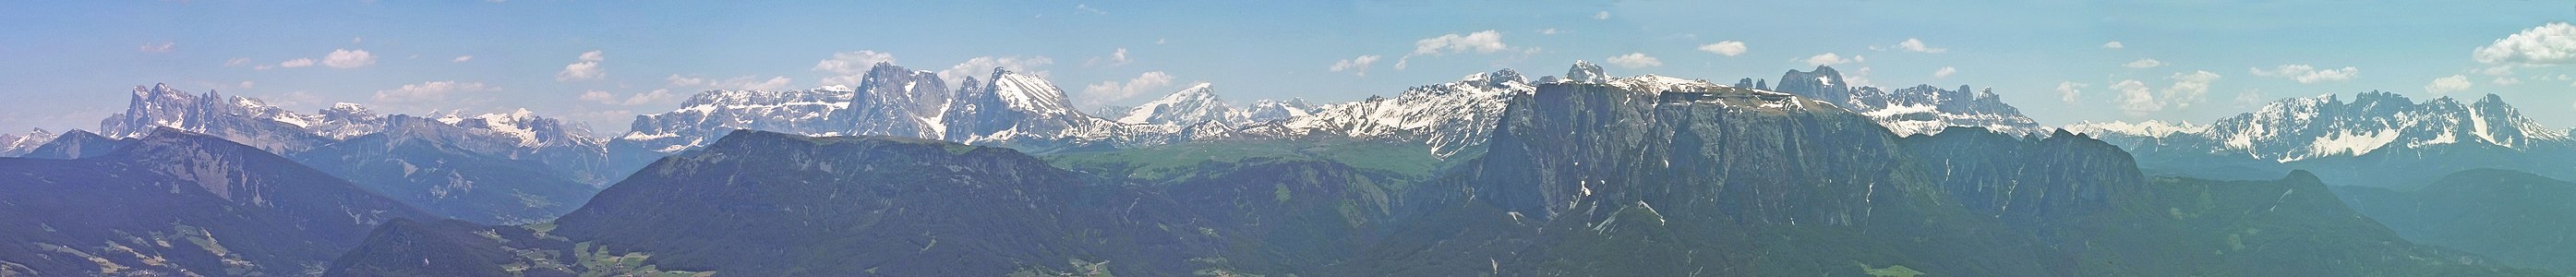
[5,1,2575,134]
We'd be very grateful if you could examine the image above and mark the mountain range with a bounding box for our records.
[6,59,2574,275]
[312,73,2544,276]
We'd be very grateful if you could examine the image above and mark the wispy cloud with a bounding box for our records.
[138,42,175,53]
[2247,65,2357,84]
[2123,58,2164,68]
[1697,41,1747,56]
[1330,55,1381,77]
[1412,30,1509,55]
[322,49,375,68]
[1606,53,1661,68]
[1080,71,1175,105]
[2426,75,2473,94]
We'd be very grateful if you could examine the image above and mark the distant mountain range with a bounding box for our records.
[2067,91,2576,188]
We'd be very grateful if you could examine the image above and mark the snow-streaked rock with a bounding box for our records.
[2076,91,2570,163]
[1769,66,2044,137]
[0,127,57,157]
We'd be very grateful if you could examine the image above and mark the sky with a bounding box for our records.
[5,1,2576,135]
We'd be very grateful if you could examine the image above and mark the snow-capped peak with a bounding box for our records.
[984,68,1079,118]
[1238,98,1317,123]
[1564,61,1609,83]
[0,127,59,157]
[1606,74,1726,93]
[2062,120,2207,138]
[1119,82,1234,126]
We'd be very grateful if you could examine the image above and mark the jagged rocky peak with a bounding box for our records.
[96,83,351,152]
[858,62,951,114]
[1563,60,1608,83]
[1763,67,2041,137]
[1775,66,1848,98]
[1119,82,1236,126]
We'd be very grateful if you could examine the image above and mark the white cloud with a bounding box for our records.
[2111,70,2223,114]
[1075,4,1106,15]
[1894,38,1946,54]
[2234,89,2268,107]
[2493,77,2522,86]
[2101,41,2125,49]
[373,81,492,105]
[2426,75,2474,94]
[451,55,473,63]
[322,49,375,68]
[1593,11,1609,19]
[1803,53,1852,66]
[813,51,900,87]
[279,58,316,68]
[1933,66,1957,78]
[1412,30,1509,55]
[224,57,252,67]
[1606,53,1662,68]
[1080,71,1175,104]
[238,81,254,89]
[2164,70,2221,109]
[2474,22,2576,66]
[1538,29,1562,35]
[557,51,606,81]
[1844,66,1875,88]
[581,89,676,106]
[138,42,174,53]
[2055,81,2088,103]
[1697,41,1748,56]
[2123,58,2163,68]
[1391,57,1409,70]
[1086,48,1132,67]
[1330,54,1382,77]
[2247,65,2358,84]
[937,55,1053,87]
[2112,79,2157,114]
